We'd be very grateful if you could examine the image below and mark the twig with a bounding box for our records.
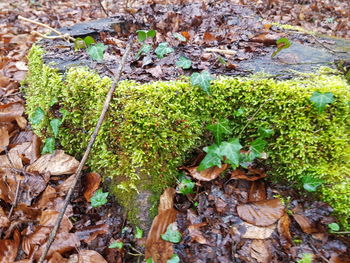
[37,35,134,263]
[331,231,350,235]
[204,48,237,55]
[18,15,75,42]
[8,180,21,219]
[310,34,348,54]
[97,0,108,17]
[308,241,330,263]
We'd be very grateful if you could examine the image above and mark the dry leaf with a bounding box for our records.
[188,222,207,244]
[75,224,109,243]
[250,239,272,263]
[48,252,68,263]
[237,199,284,226]
[248,181,266,202]
[277,214,292,249]
[39,210,73,233]
[27,150,79,175]
[185,164,228,181]
[77,250,107,263]
[83,172,101,202]
[22,226,52,256]
[203,32,217,42]
[292,213,319,234]
[231,168,266,181]
[0,126,10,153]
[0,102,24,122]
[0,229,20,263]
[232,222,276,239]
[15,116,27,129]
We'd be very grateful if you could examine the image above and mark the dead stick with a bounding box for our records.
[37,35,134,263]
[308,241,330,263]
[8,180,21,219]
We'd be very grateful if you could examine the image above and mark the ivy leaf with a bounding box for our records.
[108,241,124,249]
[234,108,245,117]
[249,137,267,160]
[30,107,45,125]
[83,36,95,46]
[302,176,323,192]
[74,38,86,50]
[176,56,192,69]
[272,37,292,58]
[42,137,55,154]
[310,91,334,113]
[136,30,147,42]
[206,119,232,144]
[50,118,61,137]
[258,127,274,138]
[90,188,109,207]
[328,222,340,232]
[167,254,180,263]
[135,44,152,60]
[177,176,195,194]
[155,42,174,58]
[198,144,222,171]
[87,43,107,61]
[161,223,182,243]
[218,138,242,168]
[135,226,143,239]
[173,32,186,42]
[190,71,214,94]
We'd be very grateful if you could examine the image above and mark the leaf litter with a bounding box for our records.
[1,0,350,262]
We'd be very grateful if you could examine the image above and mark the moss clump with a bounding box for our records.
[24,45,350,229]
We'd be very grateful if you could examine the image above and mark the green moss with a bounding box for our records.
[24,45,350,228]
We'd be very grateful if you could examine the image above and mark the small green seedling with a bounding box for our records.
[177,176,195,194]
[297,253,313,263]
[50,118,61,138]
[108,241,124,249]
[135,226,143,239]
[328,222,340,232]
[146,258,154,263]
[161,223,182,243]
[302,175,323,192]
[135,44,152,60]
[272,37,292,58]
[90,189,109,207]
[136,29,156,42]
[74,36,96,50]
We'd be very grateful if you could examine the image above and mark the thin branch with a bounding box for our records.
[18,15,75,42]
[8,180,21,219]
[97,0,109,17]
[308,241,330,263]
[204,48,237,55]
[37,35,134,263]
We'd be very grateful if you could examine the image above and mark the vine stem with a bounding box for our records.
[37,35,134,263]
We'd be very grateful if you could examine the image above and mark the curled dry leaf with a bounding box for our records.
[75,224,109,243]
[277,214,292,249]
[0,169,21,202]
[248,181,266,202]
[0,149,23,169]
[250,239,272,263]
[184,164,229,181]
[0,207,10,228]
[145,188,178,263]
[292,213,319,234]
[237,199,285,226]
[0,102,24,122]
[77,250,107,263]
[0,229,20,263]
[34,232,80,260]
[48,252,68,263]
[39,210,73,233]
[15,116,27,129]
[329,253,350,263]
[231,168,267,181]
[0,126,10,153]
[83,172,101,202]
[22,226,52,256]
[188,222,208,244]
[27,150,79,176]
[232,222,276,239]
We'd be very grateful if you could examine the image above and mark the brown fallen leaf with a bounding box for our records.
[277,213,292,249]
[83,172,101,202]
[75,224,109,243]
[48,252,68,263]
[0,102,24,122]
[0,229,20,263]
[145,188,178,263]
[203,32,217,42]
[248,181,266,202]
[0,126,10,153]
[22,226,52,256]
[27,150,79,175]
[250,239,272,263]
[231,168,266,181]
[181,31,191,41]
[184,164,228,181]
[188,222,207,244]
[39,210,73,233]
[292,213,319,234]
[237,199,285,226]
[232,222,276,239]
[15,116,27,129]
[77,250,107,263]
[0,207,10,228]
[329,253,350,263]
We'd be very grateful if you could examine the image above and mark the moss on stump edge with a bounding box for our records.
[24,45,350,229]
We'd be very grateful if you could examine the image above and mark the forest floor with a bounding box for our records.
[0,0,350,262]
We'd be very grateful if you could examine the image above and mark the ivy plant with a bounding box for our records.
[155,42,174,58]
[90,189,109,207]
[161,223,182,243]
[87,43,107,61]
[190,71,214,94]
[310,91,334,113]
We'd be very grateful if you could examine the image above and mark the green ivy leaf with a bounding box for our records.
[108,241,124,249]
[173,32,186,42]
[74,38,86,50]
[135,44,152,60]
[310,91,334,113]
[50,119,61,137]
[90,188,109,207]
[248,137,267,160]
[146,258,154,263]
[190,71,214,94]
[176,56,192,69]
[302,176,323,192]
[135,226,143,239]
[87,43,107,61]
[328,222,340,232]
[136,30,147,42]
[258,127,274,138]
[218,138,242,168]
[167,254,180,263]
[42,137,55,154]
[233,108,245,117]
[155,42,174,58]
[198,144,222,171]
[272,37,292,58]
[30,107,45,125]
[206,119,232,144]
[177,176,195,194]
[84,36,95,46]
[161,223,182,243]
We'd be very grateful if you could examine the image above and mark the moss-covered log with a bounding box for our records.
[24,45,350,229]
